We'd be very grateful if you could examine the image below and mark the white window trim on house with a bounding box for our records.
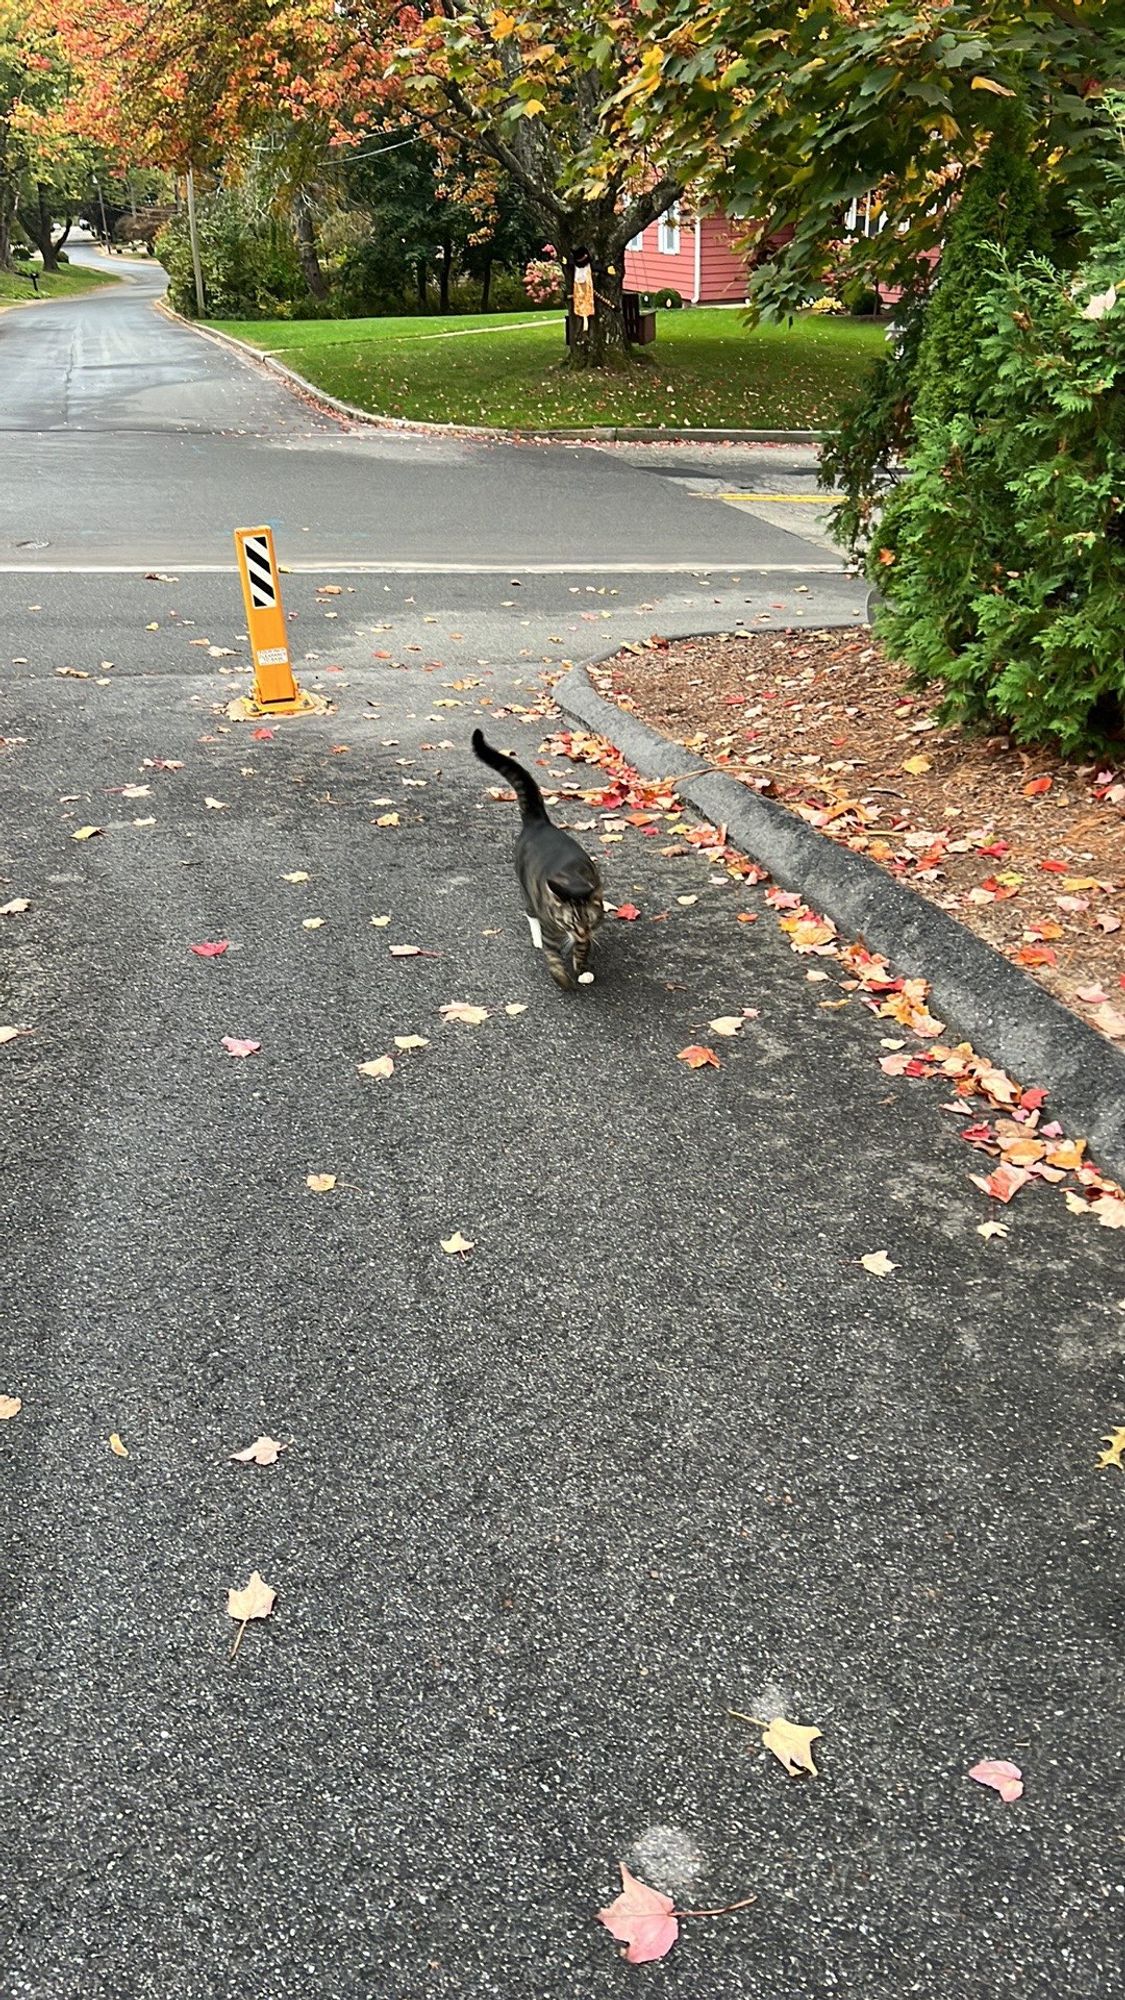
[627,226,644,251]
[658,206,681,255]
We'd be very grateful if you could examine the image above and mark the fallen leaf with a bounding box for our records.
[0,1395,22,1419]
[204,797,229,810]
[597,1864,679,1966]
[370,915,391,927]
[969,1163,1031,1203]
[190,940,229,958]
[72,825,102,841]
[302,917,325,931]
[1094,912,1122,935]
[375,813,400,828]
[977,1221,1009,1241]
[221,1037,260,1058]
[0,898,30,914]
[677,1044,720,1069]
[358,1056,395,1079]
[1023,776,1052,797]
[305,1173,337,1192]
[393,1035,430,1050]
[1096,1426,1125,1470]
[860,1250,897,1277]
[677,894,699,907]
[109,1432,129,1458]
[969,1759,1023,1803]
[282,871,309,883]
[1090,1005,1125,1039]
[732,1710,822,1777]
[0,1027,23,1045]
[231,1435,288,1466]
[902,754,932,775]
[226,1568,277,1659]
[440,1230,474,1255]
[1076,985,1109,1006]
[614,903,641,921]
[709,1016,744,1037]
[504,1003,528,1017]
[389,944,425,957]
[441,1002,489,1026]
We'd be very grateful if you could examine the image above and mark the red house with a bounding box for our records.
[624,207,747,305]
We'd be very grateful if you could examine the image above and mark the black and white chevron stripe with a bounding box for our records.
[241,533,276,610]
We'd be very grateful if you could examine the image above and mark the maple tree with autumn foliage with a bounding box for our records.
[55,0,700,356]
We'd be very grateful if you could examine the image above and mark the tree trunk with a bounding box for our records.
[479,255,492,311]
[565,247,629,368]
[37,184,59,272]
[438,235,452,313]
[292,188,328,300]
[416,258,427,308]
[0,127,12,271]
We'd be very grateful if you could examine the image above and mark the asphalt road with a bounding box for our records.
[2,258,1123,2000]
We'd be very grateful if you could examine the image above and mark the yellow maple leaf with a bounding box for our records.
[305,1173,337,1193]
[1096,1427,1125,1471]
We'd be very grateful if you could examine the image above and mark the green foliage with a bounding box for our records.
[872,147,1125,752]
[637,0,1125,319]
[156,189,304,318]
[823,114,1050,556]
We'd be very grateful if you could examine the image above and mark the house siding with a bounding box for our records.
[624,225,696,301]
[624,215,751,304]
[696,218,747,302]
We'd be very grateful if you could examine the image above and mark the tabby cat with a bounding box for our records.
[471,728,604,989]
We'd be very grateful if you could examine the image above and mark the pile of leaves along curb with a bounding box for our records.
[601,627,1124,1049]
[534,719,1125,1237]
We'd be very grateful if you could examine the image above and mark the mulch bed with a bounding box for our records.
[599,627,1125,1049]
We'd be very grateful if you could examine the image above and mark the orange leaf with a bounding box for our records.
[677,1044,720,1070]
[1023,776,1052,797]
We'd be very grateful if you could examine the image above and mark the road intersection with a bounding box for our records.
[2,254,1121,2000]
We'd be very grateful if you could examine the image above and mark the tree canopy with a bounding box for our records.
[624,0,1125,311]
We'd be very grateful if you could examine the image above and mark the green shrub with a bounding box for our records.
[156,191,304,318]
[654,287,683,309]
[822,109,1054,560]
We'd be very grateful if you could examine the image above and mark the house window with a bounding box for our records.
[627,228,644,251]
[657,207,681,255]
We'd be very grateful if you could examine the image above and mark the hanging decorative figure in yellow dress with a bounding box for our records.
[572,248,595,331]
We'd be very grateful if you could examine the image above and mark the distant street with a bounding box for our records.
[2,254,1121,2000]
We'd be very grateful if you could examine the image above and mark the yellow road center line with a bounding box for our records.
[702,492,831,504]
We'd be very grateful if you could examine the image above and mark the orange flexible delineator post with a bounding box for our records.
[233,525,301,710]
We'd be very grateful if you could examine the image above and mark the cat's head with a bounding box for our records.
[546,875,604,938]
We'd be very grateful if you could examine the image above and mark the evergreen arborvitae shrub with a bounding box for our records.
[872,116,1125,752]
[821,108,1053,563]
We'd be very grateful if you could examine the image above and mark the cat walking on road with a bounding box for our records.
[471,728,605,990]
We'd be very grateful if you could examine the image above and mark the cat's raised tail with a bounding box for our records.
[471,729,548,823]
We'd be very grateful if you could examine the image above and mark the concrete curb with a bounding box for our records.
[156,303,825,446]
[555,659,1125,1177]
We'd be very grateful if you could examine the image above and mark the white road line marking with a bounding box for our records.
[0,560,850,576]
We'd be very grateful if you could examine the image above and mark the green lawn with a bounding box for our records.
[213,307,885,430]
[0,262,120,305]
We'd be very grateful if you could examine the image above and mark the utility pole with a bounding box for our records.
[93,177,110,251]
[185,167,206,317]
